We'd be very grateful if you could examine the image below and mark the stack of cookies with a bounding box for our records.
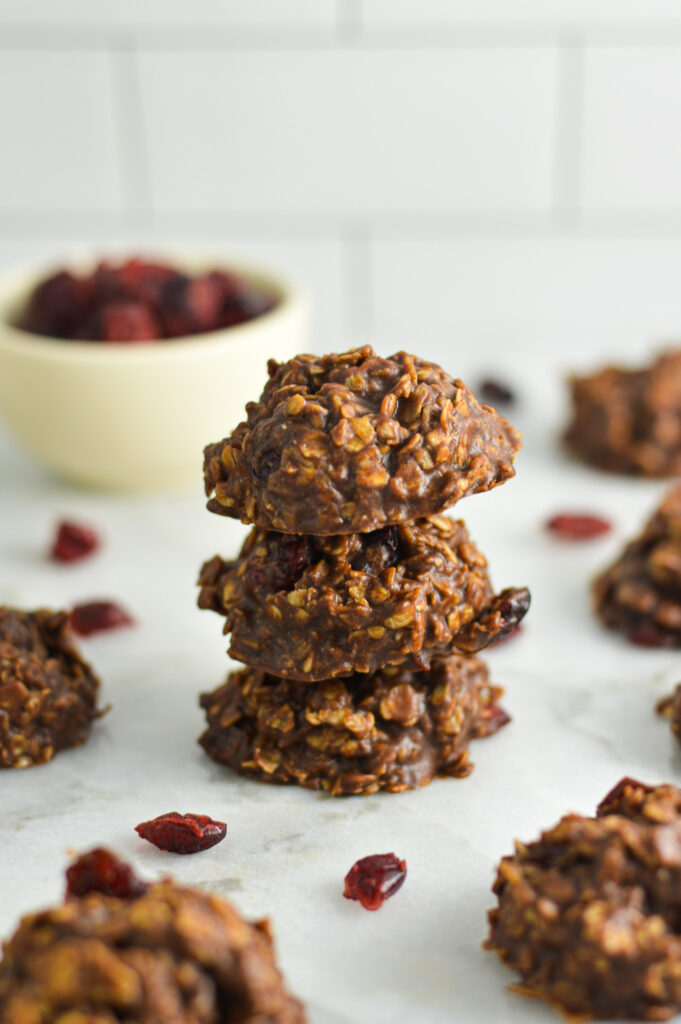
[197,347,529,795]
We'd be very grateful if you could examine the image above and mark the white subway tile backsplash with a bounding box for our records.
[138,48,556,215]
[371,236,681,336]
[360,1,681,26]
[0,51,124,212]
[0,1,335,27]
[583,47,681,211]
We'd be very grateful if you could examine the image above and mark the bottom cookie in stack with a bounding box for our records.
[199,654,509,796]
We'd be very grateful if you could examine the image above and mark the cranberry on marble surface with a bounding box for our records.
[343,853,406,911]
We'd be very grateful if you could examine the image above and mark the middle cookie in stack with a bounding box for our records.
[198,346,530,795]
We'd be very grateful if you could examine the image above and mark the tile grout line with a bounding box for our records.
[340,221,373,343]
[12,209,681,240]
[108,36,154,226]
[336,0,362,43]
[552,32,585,229]
[6,23,681,51]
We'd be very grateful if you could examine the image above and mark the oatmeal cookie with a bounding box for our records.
[204,346,520,535]
[198,517,529,681]
[199,655,509,796]
[0,606,103,768]
[565,350,681,477]
[594,484,681,646]
[486,777,681,1021]
[0,849,305,1024]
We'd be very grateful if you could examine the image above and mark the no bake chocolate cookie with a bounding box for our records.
[486,778,681,1021]
[0,848,306,1024]
[199,655,509,796]
[204,346,520,535]
[0,607,103,768]
[594,484,681,647]
[198,516,529,681]
[565,350,681,477]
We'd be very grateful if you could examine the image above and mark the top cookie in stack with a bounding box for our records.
[203,346,520,534]
[198,347,529,795]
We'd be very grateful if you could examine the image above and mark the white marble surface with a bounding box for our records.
[2,336,681,1024]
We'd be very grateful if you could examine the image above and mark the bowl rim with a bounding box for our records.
[0,252,309,362]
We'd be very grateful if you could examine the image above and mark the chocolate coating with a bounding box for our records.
[0,607,103,768]
[199,655,509,796]
[486,778,681,1021]
[204,346,520,535]
[198,516,529,681]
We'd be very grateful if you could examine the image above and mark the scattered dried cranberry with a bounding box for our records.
[50,520,101,563]
[627,626,676,649]
[596,777,655,817]
[479,378,515,405]
[546,513,612,540]
[135,812,227,854]
[343,853,406,911]
[66,848,148,900]
[69,601,134,637]
[483,705,512,735]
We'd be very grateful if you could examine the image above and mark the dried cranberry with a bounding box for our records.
[66,848,148,900]
[253,448,281,482]
[98,300,161,342]
[627,626,676,648]
[354,526,401,574]
[596,777,655,817]
[479,378,515,405]
[343,853,406,911]
[70,601,134,637]
[483,705,511,735]
[116,258,178,303]
[21,271,93,337]
[50,520,100,563]
[249,535,312,594]
[496,588,531,639]
[135,812,227,854]
[546,514,612,540]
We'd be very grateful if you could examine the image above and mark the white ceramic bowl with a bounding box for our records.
[0,256,309,492]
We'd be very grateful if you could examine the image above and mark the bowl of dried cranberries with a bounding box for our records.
[0,254,309,491]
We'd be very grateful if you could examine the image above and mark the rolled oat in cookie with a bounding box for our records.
[565,349,681,477]
[198,517,529,681]
[0,848,306,1024]
[486,778,681,1021]
[0,606,104,768]
[204,346,520,535]
[199,654,509,796]
[594,483,681,647]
